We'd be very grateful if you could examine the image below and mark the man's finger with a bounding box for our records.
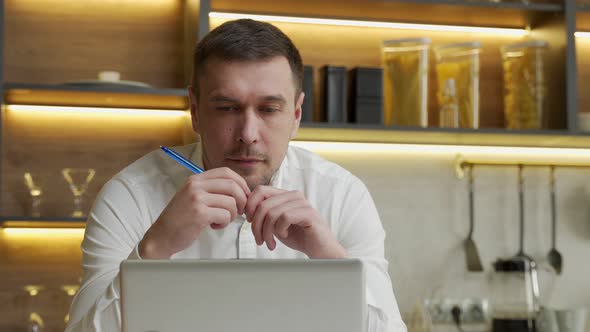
[250,189,293,245]
[198,179,248,215]
[199,193,238,221]
[206,207,232,229]
[203,167,250,196]
[245,186,284,220]
[262,200,307,243]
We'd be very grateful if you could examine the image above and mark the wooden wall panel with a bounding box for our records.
[4,0,185,89]
[211,0,530,28]
[0,229,84,331]
[576,11,590,32]
[577,37,590,114]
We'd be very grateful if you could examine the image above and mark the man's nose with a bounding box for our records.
[237,110,260,144]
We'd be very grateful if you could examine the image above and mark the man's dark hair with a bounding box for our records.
[192,19,303,102]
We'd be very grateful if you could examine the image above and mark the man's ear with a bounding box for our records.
[188,86,199,132]
[290,91,304,139]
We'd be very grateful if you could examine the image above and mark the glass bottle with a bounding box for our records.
[439,78,459,128]
[434,41,481,129]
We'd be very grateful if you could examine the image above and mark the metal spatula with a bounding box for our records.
[547,166,563,274]
[465,165,483,272]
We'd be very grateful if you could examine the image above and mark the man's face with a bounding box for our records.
[189,56,303,190]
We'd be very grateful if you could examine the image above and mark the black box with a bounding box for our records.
[301,65,314,122]
[350,67,383,124]
[321,65,348,123]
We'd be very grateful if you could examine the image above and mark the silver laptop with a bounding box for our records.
[120,259,366,332]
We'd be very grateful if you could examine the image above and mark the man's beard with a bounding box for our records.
[202,145,276,190]
[244,172,273,191]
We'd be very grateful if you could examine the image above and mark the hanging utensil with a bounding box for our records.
[515,165,541,309]
[516,165,534,261]
[547,166,563,275]
[465,164,483,272]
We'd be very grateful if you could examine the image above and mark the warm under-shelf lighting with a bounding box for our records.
[575,31,590,38]
[5,104,189,118]
[209,12,529,36]
[1,227,85,238]
[290,141,590,167]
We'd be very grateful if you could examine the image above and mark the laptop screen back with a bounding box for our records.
[120,259,366,332]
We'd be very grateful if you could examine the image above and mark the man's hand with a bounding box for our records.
[244,186,346,259]
[139,167,250,259]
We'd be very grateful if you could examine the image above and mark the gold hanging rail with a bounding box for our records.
[455,154,590,179]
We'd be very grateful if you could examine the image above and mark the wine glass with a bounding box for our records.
[61,168,96,218]
[23,285,45,332]
[23,172,43,217]
[61,284,80,325]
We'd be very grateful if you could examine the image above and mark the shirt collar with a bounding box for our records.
[270,146,290,188]
[189,140,205,170]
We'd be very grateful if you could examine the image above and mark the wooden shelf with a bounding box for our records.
[0,217,86,228]
[4,83,189,110]
[0,91,193,219]
[295,124,590,148]
[386,0,562,12]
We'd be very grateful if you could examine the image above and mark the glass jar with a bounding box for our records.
[491,257,540,332]
[381,38,431,127]
[434,41,481,129]
[501,40,549,130]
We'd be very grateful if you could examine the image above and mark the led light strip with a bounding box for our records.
[1,227,85,237]
[209,12,528,36]
[290,141,590,166]
[5,104,189,117]
[575,31,590,38]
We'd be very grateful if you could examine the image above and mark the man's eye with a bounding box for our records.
[261,107,280,113]
[216,106,238,112]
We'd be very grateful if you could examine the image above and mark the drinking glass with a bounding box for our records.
[61,168,96,218]
[61,284,80,325]
[23,285,44,332]
[23,172,43,217]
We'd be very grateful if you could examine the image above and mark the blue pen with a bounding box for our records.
[160,146,205,174]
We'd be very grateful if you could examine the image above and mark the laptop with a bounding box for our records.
[120,259,366,332]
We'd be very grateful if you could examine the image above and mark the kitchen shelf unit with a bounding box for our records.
[1,1,590,330]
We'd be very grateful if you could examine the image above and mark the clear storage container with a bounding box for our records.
[491,257,540,332]
[501,40,548,130]
[382,38,431,127]
[435,41,481,129]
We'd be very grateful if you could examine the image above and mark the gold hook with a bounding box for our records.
[455,154,467,179]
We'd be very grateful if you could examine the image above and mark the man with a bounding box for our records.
[66,19,406,331]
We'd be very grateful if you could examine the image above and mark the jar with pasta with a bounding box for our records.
[501,40,548,129]
[434,42,481,129]
[382,38,431,127]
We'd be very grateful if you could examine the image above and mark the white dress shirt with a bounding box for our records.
[65,143,407,332]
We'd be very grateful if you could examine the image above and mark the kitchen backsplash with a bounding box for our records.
[317,149,590,316]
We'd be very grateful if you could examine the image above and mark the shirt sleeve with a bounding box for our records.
[65,178,147,332]
[336,176,407,332]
